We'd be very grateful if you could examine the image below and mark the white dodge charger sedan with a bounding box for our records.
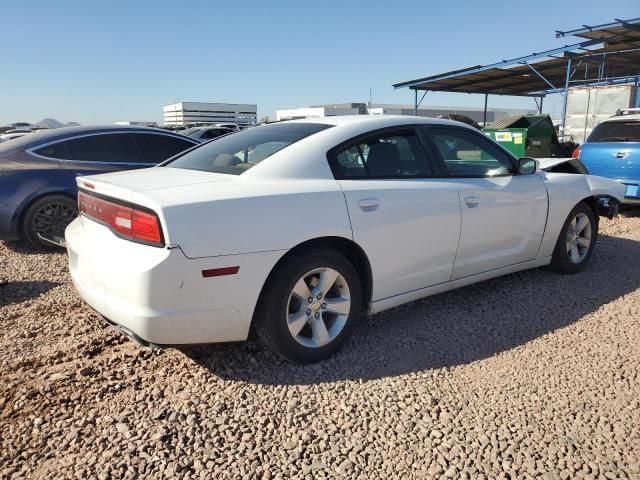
[66,116,625,363]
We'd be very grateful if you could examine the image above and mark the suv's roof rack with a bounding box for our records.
[616,108,640,116]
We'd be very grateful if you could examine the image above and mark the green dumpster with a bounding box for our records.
[482,114,557,158]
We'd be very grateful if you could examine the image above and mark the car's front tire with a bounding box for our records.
[23,195,77,249]
[255,248,362,363]
[549,201,598,274]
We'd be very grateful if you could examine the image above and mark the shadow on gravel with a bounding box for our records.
[621,206,640,218]
[1,240,66,256]
[181,233,640,385]
[0,280,61,307]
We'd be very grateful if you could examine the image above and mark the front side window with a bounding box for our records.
[588,121,640,142]
[165,123,331,175]
[427,129,514,177]
[65,133,143,163]
[333,129,432,179]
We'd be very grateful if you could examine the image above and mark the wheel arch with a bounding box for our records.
[249,235,374,337]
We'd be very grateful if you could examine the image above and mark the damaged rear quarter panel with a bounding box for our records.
[536,171,625,258]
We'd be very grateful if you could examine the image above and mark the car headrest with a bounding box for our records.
[366,142,400,177]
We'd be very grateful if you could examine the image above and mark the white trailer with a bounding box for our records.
[564,85,639,143]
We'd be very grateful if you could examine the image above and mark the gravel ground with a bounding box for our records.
[1,213,640,480]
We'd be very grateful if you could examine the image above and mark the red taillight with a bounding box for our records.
[78,191,163,246]
[572,147,581,159]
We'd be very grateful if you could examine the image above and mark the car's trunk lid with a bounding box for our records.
[76,166,232,201]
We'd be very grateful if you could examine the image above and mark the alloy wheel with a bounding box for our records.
[286,267,351,348]
[565,212,592,264]
[32,202,77,242]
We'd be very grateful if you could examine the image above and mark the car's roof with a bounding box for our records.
[281,114,467,128]
[601,114,640,123]
[0,124,191,152]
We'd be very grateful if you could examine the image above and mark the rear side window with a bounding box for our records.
[66,133,143,163]
[134,134,195,163]
[332,129,432,179]
[166,123,331,175]
[588,121,640,142]
[33,141,72,160]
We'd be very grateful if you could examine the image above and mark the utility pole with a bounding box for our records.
[368,88,373,114]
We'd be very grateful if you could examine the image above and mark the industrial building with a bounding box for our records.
[275,106,360,121]
[163,102,257,127]
[276,102,534,123]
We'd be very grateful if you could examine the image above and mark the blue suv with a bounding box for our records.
[577,109,640,204]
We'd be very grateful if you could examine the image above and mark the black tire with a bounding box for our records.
[549,201,598,274]
[255,248,362,364]
[22,195,78,249]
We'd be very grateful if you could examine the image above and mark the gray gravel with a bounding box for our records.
[1,213,640,479]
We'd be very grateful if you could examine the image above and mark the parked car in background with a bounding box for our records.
[0,125,198,248]
[66,116,624,363]
[437,114,481,129]
[180,126,235,142]
[0,122,33,134]
[576,110,640,203]
[0,129,35,143]
[215,123,241,131]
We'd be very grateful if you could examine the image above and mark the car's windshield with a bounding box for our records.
[180,127,202,137]
[588,121,640,142]
[164,122,332,175]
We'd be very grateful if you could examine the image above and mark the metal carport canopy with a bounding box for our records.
[392,17,640,97]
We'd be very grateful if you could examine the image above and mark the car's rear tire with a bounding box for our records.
[255,248,362,364]
[549,201,597,274]
[23,195,77,249]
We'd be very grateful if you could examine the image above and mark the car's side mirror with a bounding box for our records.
[517,157,538,175]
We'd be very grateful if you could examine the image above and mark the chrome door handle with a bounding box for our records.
[464,196,480,207]
[358,198,380,212]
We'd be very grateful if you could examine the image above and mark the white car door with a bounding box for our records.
[330,127,461,301]
[424,127,548,280]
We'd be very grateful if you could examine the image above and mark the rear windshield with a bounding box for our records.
[588,121,640,142]
[164,123,332,175]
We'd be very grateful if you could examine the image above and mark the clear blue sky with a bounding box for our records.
[1,0,638,125]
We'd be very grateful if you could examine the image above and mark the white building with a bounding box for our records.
[276,106,360,121]
[163,102,257,127]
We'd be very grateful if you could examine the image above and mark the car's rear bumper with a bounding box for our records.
[622,181,640,204]
[65,216,283,345]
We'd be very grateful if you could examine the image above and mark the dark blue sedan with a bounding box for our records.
[0,125,199,248]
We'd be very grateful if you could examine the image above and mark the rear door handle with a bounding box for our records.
[464,196,480,207]
[358,198,380,212]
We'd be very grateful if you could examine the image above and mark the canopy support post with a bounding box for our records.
[561,57,573,141]
[525,62,558,90]
[413,90,428,116]
[483,94,488,126]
